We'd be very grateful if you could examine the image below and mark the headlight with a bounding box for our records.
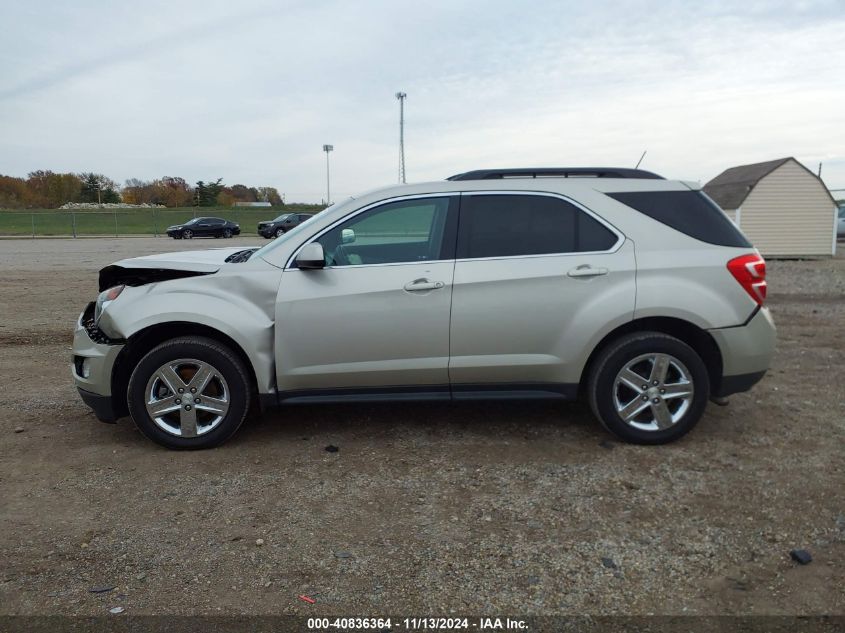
[94,285,125,323]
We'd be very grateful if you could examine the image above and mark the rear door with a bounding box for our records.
[275,195,459,394]
[449,192,636,395]
[195,217,218,236]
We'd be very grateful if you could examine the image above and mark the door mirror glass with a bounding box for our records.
[341,228,356,244]
[296,243,325,269]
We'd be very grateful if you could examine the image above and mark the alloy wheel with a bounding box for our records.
[144,358,230,438]
[613,353,694,431]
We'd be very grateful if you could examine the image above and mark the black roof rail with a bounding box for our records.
[446,167,664,181]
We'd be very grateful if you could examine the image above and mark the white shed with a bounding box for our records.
[703,157,837,257]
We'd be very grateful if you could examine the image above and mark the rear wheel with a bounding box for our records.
[127,337,252,449]
[587,332,710,444]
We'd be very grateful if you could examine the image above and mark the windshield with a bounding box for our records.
[252,199,354,261]
[273,214,293,222]
[183,217,200,225]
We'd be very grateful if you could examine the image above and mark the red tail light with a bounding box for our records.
[727,254,767,305]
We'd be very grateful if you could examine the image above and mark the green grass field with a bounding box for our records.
[0,206,325,237]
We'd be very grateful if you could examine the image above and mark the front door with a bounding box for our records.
[275,195,458,394]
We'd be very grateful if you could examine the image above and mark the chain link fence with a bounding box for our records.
[0,208,315,238]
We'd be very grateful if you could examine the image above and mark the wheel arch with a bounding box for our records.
[110,322,260,419]
[578,316,723,397]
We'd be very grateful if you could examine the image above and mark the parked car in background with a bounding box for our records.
[837,205,845,239]
[73,166,776,449]
[258,213,313,238]
[166,217,240,239]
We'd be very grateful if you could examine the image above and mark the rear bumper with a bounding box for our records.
[709,307,776,397]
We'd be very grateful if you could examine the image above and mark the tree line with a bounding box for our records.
[0,171,284,209]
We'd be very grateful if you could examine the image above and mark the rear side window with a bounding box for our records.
[607,190,751,247]
[457,194,618,259]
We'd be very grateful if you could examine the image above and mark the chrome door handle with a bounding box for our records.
[567,265,609,278]
[404,278,445,292]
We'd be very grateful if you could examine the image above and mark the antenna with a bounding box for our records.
[634,150,647,169]
[395,92,407,183]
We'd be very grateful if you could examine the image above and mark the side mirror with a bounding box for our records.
[296,243,325,269]
[341,228,356,244]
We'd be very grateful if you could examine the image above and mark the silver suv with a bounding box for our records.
[72,167,776,449]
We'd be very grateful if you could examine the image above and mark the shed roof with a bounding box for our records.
[703,157,793,210]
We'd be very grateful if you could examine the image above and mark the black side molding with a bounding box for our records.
[451,382,578,400]
[269,383,578,406]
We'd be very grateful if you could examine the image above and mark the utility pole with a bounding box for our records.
[323,144,334,205]
[395,91,407,183]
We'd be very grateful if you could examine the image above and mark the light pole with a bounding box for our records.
[323,144,334,205]
[395,92,406,183]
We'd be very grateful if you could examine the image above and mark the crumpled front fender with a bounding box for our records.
[98,265,281,393]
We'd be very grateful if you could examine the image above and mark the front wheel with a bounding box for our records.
[127,337,252,449]
[223,228,233,238]
[183,229,193,239]
[275,228,284,238]
[587,332,710,444]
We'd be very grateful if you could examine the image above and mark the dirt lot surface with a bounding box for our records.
[0,237,843,616]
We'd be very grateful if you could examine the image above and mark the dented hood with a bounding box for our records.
[112,247,250,271]
[98,246,256,291]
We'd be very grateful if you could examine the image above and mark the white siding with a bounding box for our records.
[740,160,835,257]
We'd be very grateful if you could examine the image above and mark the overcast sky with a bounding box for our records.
[1,0,843,201]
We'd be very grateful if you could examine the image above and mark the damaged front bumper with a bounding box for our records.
[72,302,125,422]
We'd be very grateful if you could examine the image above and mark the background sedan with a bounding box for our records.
[166,217,241,239]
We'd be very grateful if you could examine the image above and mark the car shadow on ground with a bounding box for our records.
[233,398,602,445]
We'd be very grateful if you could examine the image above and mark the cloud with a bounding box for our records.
[0,0,843,199]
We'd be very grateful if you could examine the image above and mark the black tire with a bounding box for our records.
[183,229,193,239]
[127,336,252,450]
[587,332,710,444]
[223,228,233,238]
[275,228,284,238]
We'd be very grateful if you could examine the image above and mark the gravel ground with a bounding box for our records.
[0,238,843,616]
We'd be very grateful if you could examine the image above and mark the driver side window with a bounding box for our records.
[316,197,452,267]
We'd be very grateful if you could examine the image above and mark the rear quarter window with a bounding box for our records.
[607,190,752,248]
